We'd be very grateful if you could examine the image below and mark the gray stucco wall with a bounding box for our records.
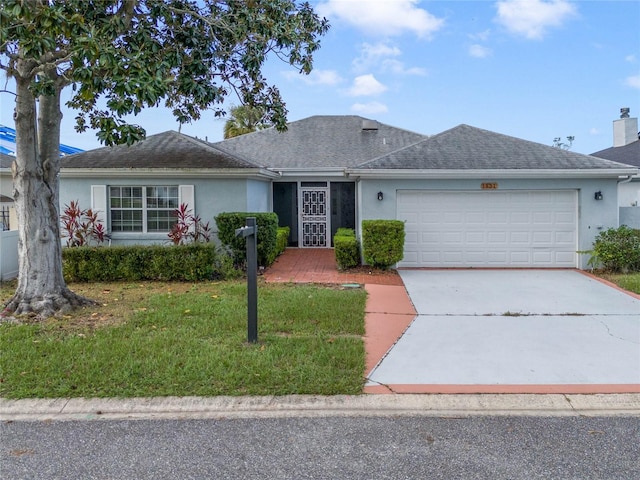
[618,179,640,207]
[620,207,640,229]
[246,179,271,212]
[357,176,621,269]
[60,175,272,245]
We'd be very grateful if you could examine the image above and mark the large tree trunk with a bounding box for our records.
[3,70,95,319]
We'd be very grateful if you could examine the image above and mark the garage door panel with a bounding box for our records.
[510,212,530,223]
[555,212,574,224]
[555,251,576,263]
[443,232,463,244]
[443,212,464,224]
[487,212,508,224]
[487,231,508,243]
[510,232,530,243]
[533,212,553,224]
[510,251,531,264]
[486,252,508,263]
[466,232,485,243]
[555,231,574,243]
[532,231,553,244]
[397,190,577,268]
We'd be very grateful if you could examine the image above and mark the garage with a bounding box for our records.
[397,190,578,268]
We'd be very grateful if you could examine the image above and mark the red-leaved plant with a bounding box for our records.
[168,203,212,245]
[60,200,110,247]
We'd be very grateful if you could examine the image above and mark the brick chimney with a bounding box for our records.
[613,107,639,147]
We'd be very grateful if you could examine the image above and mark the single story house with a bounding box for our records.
[591,108,640,228]
[60,115,638,269]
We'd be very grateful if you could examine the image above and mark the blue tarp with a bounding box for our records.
[0,125,84,156]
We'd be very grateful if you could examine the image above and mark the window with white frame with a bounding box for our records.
[109,186,179,233]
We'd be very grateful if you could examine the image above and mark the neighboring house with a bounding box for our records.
[60,115,638,269]
[0,152,15,230]
[591,108,640,228]
[0,153,18,281]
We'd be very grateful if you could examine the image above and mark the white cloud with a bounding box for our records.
[381,59,427,76]
[495,0,577,40]
[625,54,637,63]
[469,44,492,58]
[350,101,389,115]
[282,69,343,86]
[625,74,640,89]
[353,42,426,76]
[589,128,600,136]
[347,74,387,96]
[469,29,491,42]
[317,0,445,38]
[362,42,402,59]
[353,42,401,71]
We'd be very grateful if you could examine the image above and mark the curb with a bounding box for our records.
[2,394,639,421]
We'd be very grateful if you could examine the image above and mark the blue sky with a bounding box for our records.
[1,0,639,155]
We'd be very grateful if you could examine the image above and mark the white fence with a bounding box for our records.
[0,230,18,281]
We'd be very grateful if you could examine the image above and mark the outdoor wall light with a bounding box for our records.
[594,191,603,201]
[377,191,384,201]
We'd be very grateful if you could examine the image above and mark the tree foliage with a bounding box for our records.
[0,0,329,142]
[0,0,329,318]
[223,104,271,139]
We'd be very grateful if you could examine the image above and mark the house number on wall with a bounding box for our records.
[481,182,498,190]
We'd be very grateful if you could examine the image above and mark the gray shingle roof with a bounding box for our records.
[591,140,640,167]
[0,153,14,169]
[213,115,427,168]
[61,131,259,169]
[356,124,635,170]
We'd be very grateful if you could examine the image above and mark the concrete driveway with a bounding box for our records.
[366,270,640,392]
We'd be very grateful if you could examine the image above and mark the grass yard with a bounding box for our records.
[595,272,640,295]
[0,280,367,399]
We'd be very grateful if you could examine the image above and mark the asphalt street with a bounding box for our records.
[2,415,639,479]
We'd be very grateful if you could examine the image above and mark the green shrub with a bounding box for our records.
[62,244,234,282]
[582,226,640,272]
[268,226,290,265]
[361,220,405,269]
[335,228,355,237]
[277,226,290,251]
[334,228,360,270]
[215,212,279,267]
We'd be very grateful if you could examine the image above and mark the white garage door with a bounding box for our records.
[397,190,577,268]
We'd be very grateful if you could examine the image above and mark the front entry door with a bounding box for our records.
[300,186,328,247]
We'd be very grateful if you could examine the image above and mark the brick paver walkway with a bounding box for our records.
[262,248,404,286]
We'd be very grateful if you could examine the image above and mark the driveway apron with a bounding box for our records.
[366,270,640,393]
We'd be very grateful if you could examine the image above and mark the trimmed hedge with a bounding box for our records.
[268,226,290,265]
[215,212,279,267]
[361,220,405,269]
[584,225,640,272]
[334,228,360,270]
[62,244,236,282]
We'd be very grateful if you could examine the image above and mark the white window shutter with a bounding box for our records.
[178,185,195,233]
[91,185,107,227]
[178,185,195,211]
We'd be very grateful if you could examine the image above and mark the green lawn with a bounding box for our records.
[596,272,640,295]
[0,281,367,399]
